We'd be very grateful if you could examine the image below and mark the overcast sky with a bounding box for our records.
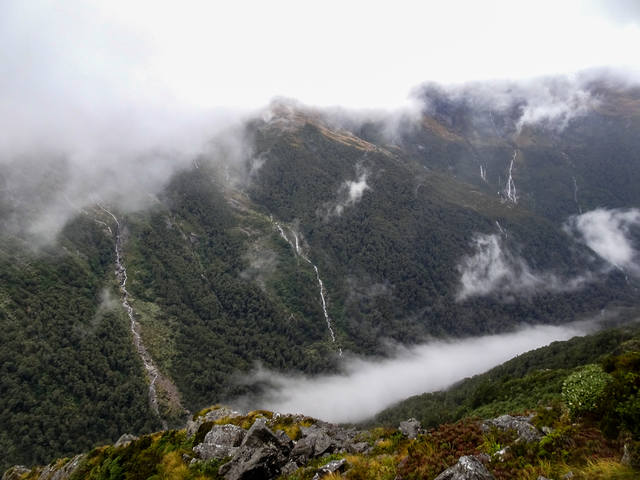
[2,0,639,114]
[1,0,639,174]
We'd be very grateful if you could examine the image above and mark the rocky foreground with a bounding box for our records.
[3,405,637,480]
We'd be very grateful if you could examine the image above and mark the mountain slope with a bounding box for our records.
[1,77,640,470]
[6,324,640,480]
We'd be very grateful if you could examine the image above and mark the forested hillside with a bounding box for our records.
[1,78,640,471]
[8,323,640,480]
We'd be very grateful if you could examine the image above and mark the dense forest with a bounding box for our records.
[1,81,640,471]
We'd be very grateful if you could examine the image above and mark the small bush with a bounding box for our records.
[561,365,611,418]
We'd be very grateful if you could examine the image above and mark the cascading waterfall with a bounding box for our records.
[572,176,582,214]
[480,165,487,182]
[98,205,166,426]
[504,150,518,203]
[272,218,342,355]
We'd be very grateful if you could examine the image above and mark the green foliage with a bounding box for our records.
[3,92,640,474]
[562,364,612,418]
[373,327,638,429]
[598,351,640,438]
[69,430,200,480]
[0,216,158,472]
[123,167,334,409]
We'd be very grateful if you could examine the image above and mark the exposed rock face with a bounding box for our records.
[399,418,422,439]
[2,466,30,480]
[21,454,86,480]
[481,415,542,443]
[219,419,292,480]
[290,421,357,464]
[186,407,243,438]
[194,424,246,460]
[206,416,363,480]
[114,433,138,447]
[434,455,495,480]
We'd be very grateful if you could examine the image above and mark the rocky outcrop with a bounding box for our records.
[218,418,292,480]
[481,415,542,443]
[193,424,246,460]
[114,433,138,447]
[186,406,243,438]
[18,454,86,480]
[434,455,495,480]
[189,416,363,480]
[290,422,355,463]
[2,466,30,480]
[399,418,422,439]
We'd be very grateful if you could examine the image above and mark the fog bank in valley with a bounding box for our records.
[236,323,592,423]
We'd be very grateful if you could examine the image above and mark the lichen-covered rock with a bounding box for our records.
[219,444,289,480]
[312,458,347,480]
[36,454,86,480]
[114,433,138,447]
[242,418,292,451]
[194,424,246,460]
[291,426,333,461]
[348,441,372,454]
[290,421,358,464]
[218,418,292,480]
[186,407,242,438]
[399,418,422,439]
[2,466,30,480]
[434,455,495,480]
[482,415,542,443]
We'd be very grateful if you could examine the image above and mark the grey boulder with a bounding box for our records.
[482,415,542,443]
[219,418,292,480]
[194,424,246,460]
[434,455,495,480]
[399,418,422,439]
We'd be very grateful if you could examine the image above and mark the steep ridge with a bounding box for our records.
[1,79,640,471]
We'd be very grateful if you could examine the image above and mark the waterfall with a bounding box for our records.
[98,204,167,427]
[273,219,342,355]
[504,150,518,203]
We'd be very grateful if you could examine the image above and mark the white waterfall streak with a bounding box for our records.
[273,220,342,355]
[99,204,165,425]
[480,165,487,182]
[572,176,582,214]
[505,150,518,203]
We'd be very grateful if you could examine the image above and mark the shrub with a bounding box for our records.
[561,365,611,418]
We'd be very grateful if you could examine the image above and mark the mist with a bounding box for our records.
[323,164,372,219]
[456,232,590,300]
[235,322,592,423]
[2,0,639,245]
[567,207,640,276]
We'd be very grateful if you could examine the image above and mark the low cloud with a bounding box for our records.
[456,233,590,300]
[418,74,598,136]
[566,207,640,275]
[322,165,371,219]
[234,323,591,423]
